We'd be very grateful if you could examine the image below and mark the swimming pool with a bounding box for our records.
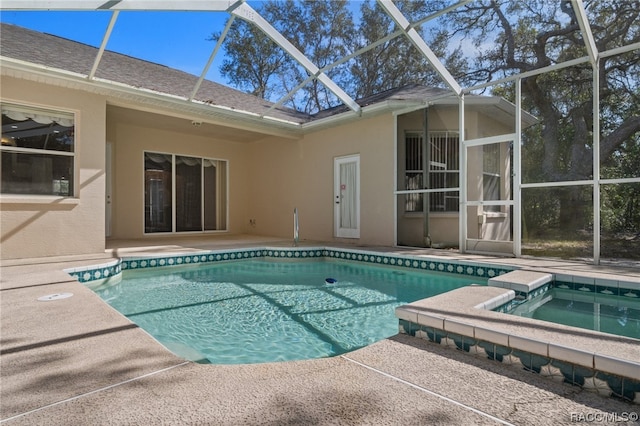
[90,258,485,364]
[508,288,640,340]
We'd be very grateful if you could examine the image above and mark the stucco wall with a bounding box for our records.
[1,77,106,259]
[106,109,252,240]
[107,109,395,245]
[247,114,396,246]
[0,75,519,260]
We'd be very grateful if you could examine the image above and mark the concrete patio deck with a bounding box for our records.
[1,236,638,425]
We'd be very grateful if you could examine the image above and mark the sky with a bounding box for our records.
[0,2,367,86]
[0,9,236,82]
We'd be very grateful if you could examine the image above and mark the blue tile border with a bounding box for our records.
[64,259,122,284]
[64,246,514,284]
[398,319,639,404]
[494,279,640,316]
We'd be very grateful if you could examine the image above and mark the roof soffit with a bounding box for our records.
[0,58,304,140]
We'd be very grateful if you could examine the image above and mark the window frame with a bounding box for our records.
[143,150,229,235]
[1,102,76,198]
[403,130,460,214]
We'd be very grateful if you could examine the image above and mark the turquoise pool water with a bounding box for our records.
[92,258,484,364]
[509,289,640,340]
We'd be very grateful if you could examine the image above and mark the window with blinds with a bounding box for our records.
[404,131,459,213]
[405,132,423,212]
[1,103,75,196]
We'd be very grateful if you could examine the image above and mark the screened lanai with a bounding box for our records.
[1,0,639,265]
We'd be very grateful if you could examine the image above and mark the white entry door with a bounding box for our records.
[334,154,360,238]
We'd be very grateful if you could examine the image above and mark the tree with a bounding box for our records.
[349,0,469,99]
[265,0,356,112]
[216,8,289,100]
[439,0,640,232]
[217,0,355,113]
[217,0,468,112]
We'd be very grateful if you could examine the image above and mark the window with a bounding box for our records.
[404,131,459,213]
[1,103,75,196]
[144,152,227,233]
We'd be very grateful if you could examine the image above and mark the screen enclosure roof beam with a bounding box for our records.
[377,0,462,96]
[0,1,239,11]
[230,2,361,114]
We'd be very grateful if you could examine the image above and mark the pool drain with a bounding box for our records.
[38,293,73,302]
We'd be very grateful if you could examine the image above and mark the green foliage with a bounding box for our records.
[216,0,640,246]
[216,0,469,112]
[217,0,356,112]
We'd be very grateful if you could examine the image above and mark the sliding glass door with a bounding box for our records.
[144,152,228,234]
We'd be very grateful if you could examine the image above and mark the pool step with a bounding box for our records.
[488,270,552,294]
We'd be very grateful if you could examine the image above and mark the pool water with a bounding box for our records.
[510,289,640,340]
[92,259,483,364]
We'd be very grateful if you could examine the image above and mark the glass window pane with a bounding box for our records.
[1,105,74,153]
[429,131,459,212]
[176,156,201,232]
[1,151,73,195]
[144,152,172,233]
[404,132,424,213]
[204,159,227,231]
[405,173,423,212]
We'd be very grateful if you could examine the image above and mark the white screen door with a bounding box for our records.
[334,154,360,238]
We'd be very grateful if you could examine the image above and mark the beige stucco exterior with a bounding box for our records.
[106,108,395,246]
[1,76,106,259]
[106,108,253,240]
[246,114,395,246]
[1,71,519,260]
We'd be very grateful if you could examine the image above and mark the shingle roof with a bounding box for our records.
[0,23,459,125]
[312,84,452,119]
[0,23,311,124]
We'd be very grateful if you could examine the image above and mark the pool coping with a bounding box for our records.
[396,285,640,404]
[4,240,640,424]
[62,245,640,405]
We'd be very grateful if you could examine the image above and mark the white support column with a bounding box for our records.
[232,2,361,114]
[593,59,601,265]
[377,0,462,96]
[572,0,601,264]
[514,78,522,257]
[393,113,399,246]
[458,94,466,253]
